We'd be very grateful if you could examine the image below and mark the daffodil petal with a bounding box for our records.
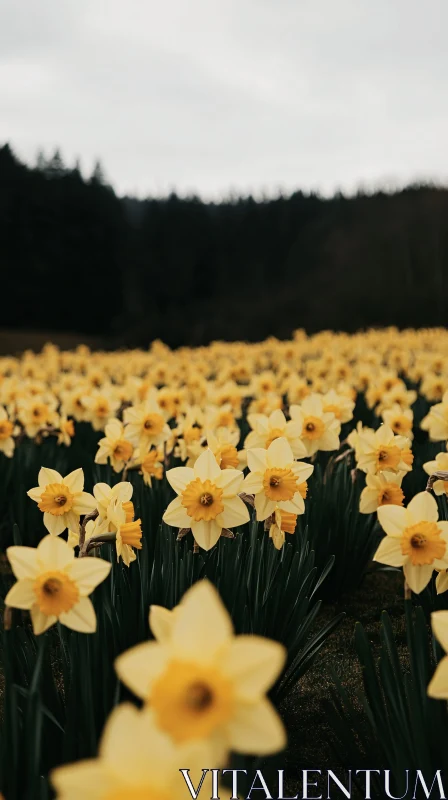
[215,469,244,497]
[37,534,75,570]
[172,581,233,662]
[30,605,57,635]
[43,512,67,537]
[59,596,97,633]
[115,642,168,699]
[406,491,439,524]
[242,472,263,494]
[27,486,42,502]
[149,606,176,642]
[166,467,195,494]
[428,655,448,699]
[377,505,407,537]
[51,761,115,800]
[93,483,112,507]
[431,610,448,652]
[162,496,192,528]
[194,449,221,481]
[6,545,39,579]
[403,562,434,594]
[72,492,97,514]
[227,697,286,755]
[38,467,63,487]
[63,468,85,493]
[190,519,222,551]
[5,578,36,609]
[266,437,294,467]
[254,493,275,521]
[246,448,268,474]
[67,557,112,595]
[223,636,286,698]
[218,497,250,529]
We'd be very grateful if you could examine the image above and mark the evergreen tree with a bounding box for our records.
[1,141,447,346]
[45,148,66,179]
[90,159,107,185]
[35,149,47,172]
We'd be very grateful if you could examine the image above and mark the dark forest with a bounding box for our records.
[1,143,447,348]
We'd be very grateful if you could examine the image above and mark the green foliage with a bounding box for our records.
[327,603,448,796]
[0,502,341,798]
[299,457,380,599]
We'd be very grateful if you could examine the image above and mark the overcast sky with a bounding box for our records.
[1,0,447,199]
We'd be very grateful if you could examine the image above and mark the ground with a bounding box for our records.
[281,570,405,794]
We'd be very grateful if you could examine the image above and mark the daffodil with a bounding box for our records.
[208,380,243,415]
[204,403,239,432]
[67,516,110,549]
[268,509,298,550]
[427,612,448,699]
[56,415,75,447]
[149,603,179,643]
[365,371,402,409]
[286,375,311,405]
[17,395,58,438]
[60,387,91,422]
[356,425,412,475]
[95,418,134,473]
[423,451,448,495]
[374,491,448,593]
[346,421,373,460]
[244,408,306,458]
[27,467,96,536]
[115,581,286,758]
[321,388,355,424]
[381,404,414,439]
[5,534,111,634]
[359,471,405,514]
[124,389,171,453]
[204,427,242,469]
[289,394,340,457]
[139,447,164,487]
[82,388,120,432]
[243,437,314,521]
[375,386,417,416]
[93,480,133,524]
[421,374,448,403]
[436,570,448,595]
[51,703,213,800]
[157,387,187,419]
[421,391,448,441]
[107,499,143,566]
[0,405,16,457]
[174,406,205,462]
[163,449,249,550]
[247,393,283,417]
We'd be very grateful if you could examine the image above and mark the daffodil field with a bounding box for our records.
[3,329,448,797]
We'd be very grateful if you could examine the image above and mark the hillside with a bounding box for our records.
[1,143,447,346]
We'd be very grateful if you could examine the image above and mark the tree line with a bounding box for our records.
[1,143,447,348]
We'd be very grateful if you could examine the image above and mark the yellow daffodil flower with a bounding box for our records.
[374,491,448,594]
[289,394,341,457]
[115,581,286,759]
[243,437,313,522]
[27,467,96,536]
[5,534,111,634]
[51,703,213,800]
[163,448,249,550]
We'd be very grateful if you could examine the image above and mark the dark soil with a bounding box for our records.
[281,569,405,792]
